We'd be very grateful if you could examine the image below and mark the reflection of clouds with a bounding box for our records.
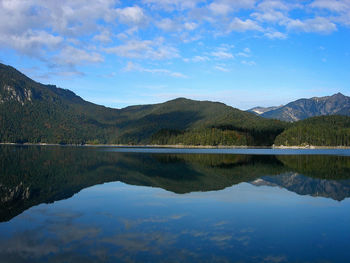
[119,214,186,229]
[169,214,184,220]
[0,222,101,262]
[0,206,286,263]
[39,208,101,243]
[49,223,101,243]
[0,206,102,263]
[214,220,228,227]
[240,227,255,233]
[235,235,250,246]
[100,231,204,263]
[32,206,83,222]
[181,229,209,237]
[181,224,256,250]
[0,228,59,258]
[210,235,232,242]
[101,232,178,253]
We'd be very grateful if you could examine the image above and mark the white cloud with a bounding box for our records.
[210,0,257,11]
[93,29,112,43]
[251,10,287,23]
[142,0,204,11]
[228,18,263,32]
[236,52,249,57]
[184,22,198,30]
[214,65,230,72]
[192,55,210,62]
[55,46,104,66]
[115,6,148,25]
[264,31,287,39]
[286,17,337,33]
[251,0,300,25]
[0,0,117,66]
[105,38,180,60]
[124,61,187,78]
[309,0,350,26]
[241,60,256,66]
[211,51,234,59]
[207,0,258,17]
[209,2,233,15]
[210,45,235,59]
[310,0,349,12]
[156,19,198,33]
[236,47,252,57]
[0,30,63,56]
[257,0,291,11]
[156,18,178,31]
[37,0,119,36]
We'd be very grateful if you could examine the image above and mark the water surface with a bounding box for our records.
[0,146,350,262]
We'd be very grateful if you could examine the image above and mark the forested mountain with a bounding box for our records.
[0,63,122,144]
[0,63,287,146]
[274,115,350,146]
[256,93,350,122]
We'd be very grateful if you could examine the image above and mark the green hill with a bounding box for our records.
[117,97,287,145]
[274,115,350,146]
[0,63,287,146]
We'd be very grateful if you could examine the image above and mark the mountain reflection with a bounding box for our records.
[1,145,350,222]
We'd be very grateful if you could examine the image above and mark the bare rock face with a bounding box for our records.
[248,106,282,115]
[0,85,32,105]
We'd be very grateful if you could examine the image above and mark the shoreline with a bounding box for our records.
[1,142,350,149]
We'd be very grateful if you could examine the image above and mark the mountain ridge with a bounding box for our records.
[248,93,350,122]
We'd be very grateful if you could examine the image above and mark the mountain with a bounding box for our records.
[258,93,350,122]
[247,106,282,115]
[0,63,287,146]
[0,63,122,144]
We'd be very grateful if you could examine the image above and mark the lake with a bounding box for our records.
[0,145,350,262]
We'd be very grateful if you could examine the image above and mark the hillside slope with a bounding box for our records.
[117,97,287,145]
[274,115,350,146]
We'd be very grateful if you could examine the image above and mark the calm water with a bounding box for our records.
[0,146,350,262]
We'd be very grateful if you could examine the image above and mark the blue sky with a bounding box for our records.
[0,0,349,109]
